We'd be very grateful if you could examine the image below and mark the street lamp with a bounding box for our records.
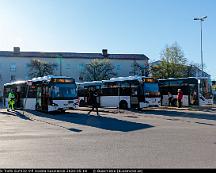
[194,16,207,77]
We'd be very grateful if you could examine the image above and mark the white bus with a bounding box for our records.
[77,76,161,109]
[159,77,213,106]
[100,76,160,109]
[3,75,79,112]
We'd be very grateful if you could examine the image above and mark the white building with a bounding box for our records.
[0,47,149,98]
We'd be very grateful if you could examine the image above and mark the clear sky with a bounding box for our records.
[0,0,215,79]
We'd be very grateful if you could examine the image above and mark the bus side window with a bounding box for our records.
[28,85,37,98]
[131,88,138,96]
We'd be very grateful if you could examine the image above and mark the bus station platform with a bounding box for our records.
[77,105,216,114]
[156,105,216,113]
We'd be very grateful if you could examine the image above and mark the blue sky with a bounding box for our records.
[0,0,215,79]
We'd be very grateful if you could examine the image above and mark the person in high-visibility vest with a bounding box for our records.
[7,90,16,111]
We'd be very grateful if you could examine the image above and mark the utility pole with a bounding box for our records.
[194,16,207,77]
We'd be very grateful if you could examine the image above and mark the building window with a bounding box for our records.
[66,64,71,70]
[11,75,16,81]
[79,64,85,70]
[24,64,29,80]
[116,65,121,71]
[10,64,16,72]
[25,75,29,80]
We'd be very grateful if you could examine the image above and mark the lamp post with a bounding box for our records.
[194,16,207,77]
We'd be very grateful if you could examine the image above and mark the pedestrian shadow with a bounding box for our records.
[139,109,216,121]
[0,109,83,133]
[0,110,32,121]
[26,110,154,132]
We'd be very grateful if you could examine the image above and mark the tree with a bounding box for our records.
[81,59,116,81]
[28,59,57,78]
[151,42,188,79]
[130,60,149,76]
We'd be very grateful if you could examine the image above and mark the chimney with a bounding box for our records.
[13,47,20,54]
[102,49,108,57]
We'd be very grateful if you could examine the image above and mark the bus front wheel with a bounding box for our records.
[79,100,85,107]
[119,100,128,110]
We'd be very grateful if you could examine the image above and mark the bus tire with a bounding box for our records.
[79,100,85,107]
[138,107,142,111]
[60,110,66,113]
[119,100,128,110]
[35,103,39,110]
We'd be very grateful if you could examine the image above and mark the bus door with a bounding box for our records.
[84,87,92,106]
[130,81,140,108]
[36,86,41,110]
[189,84,199,105]
[130,87,139,108]
[41,85,49,111]
[36,85,48,111]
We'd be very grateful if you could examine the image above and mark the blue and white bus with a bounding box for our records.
[3,75,79,112]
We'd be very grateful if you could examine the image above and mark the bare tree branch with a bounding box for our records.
[82,59,116,81]
[28,59,57,78]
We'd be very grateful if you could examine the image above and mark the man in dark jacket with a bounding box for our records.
[87,89,100,116]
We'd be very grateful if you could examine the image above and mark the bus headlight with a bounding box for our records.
[145,93,150,96]
[52,103,58,106]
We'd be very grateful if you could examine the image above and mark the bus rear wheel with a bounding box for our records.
[119,100,128,110]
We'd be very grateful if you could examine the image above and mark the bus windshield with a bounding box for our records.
[50,83,77,98]
[199,79,213,99]
[144,83,159,93]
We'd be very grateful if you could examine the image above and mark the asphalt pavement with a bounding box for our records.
[0,107,216,168]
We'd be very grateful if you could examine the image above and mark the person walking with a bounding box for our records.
[88,89,100,116]
[177,89,183,108]
[7,89,16,111]
[168,92,173,106]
